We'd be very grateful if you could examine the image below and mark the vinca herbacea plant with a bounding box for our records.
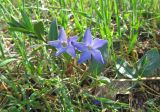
[48,28,107,64]
[2,1,160,111]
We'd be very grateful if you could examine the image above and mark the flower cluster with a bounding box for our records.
[48,28,107,64]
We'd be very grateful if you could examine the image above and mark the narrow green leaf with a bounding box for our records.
[73,14,82,31]
[48,19,58,41]
[9,27,31,33]
[0,58,17,67]
[128,34,138,53]
[74,11,91,18]
[0,40,5,58]
[8,17,24,28]
[97,76,111,86]
[20,10,34,32]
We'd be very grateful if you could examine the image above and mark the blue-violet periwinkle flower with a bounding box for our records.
[93,99,101,105]
[48,28,78,58]
[72,28,107,64]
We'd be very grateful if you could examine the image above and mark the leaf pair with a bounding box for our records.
[116,48,160,78]
[8,10,45,41]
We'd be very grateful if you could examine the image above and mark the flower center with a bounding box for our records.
[62,42,67,47]
[88,45,92,50]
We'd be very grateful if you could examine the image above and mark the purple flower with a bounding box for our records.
[48,28,78,57]
[73,28,107,64]
[93,99,101,105]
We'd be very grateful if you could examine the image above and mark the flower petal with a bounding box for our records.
[66,47,76,58]
[68,36,78,46]
[78,51,91,64]
[93,99,101,105]
[58,28,67,42]
[84,28,92,45]
[55,48,66,56]
[91,49,104,64]
[48,40,61,48]
[92,38,107,49]
[72,42,88,52]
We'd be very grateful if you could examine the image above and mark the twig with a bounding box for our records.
[111,77,160,82]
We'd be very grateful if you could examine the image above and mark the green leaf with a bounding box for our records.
[8,106,21,112]
[8,27,31,33]
[128,34,138,53]
[8,11,34,34]
[94,96,129,109]
[8,17,24,28]
[137,48,160,77]
[74,11,91,18]
[73,14,82,31]
[34,21,45,41]
[0,58,17,67]
[116,58,136,78]
[97,76,110,86]
[48,19,58,41]
[20,10,34,32]
[92,1,103,19]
